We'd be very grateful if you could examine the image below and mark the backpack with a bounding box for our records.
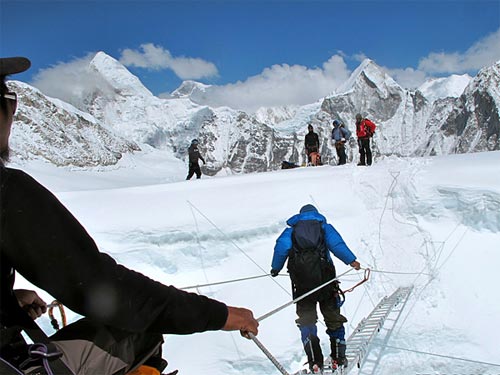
[281,161,299,169]
[309,152,322,166]
[363,119,376,137]
[287,220,336,298]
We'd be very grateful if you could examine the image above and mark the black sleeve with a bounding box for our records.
[0,168,228,334]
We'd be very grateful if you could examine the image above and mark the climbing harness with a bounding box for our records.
[256,268,355,322]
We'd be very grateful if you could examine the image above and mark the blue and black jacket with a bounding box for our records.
[271,206,356,273]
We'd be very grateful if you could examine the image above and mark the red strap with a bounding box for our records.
[343,268,371,293]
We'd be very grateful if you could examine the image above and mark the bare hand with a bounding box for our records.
[14,289,47,320]
[350,260,361,270]
[223,306,259,339]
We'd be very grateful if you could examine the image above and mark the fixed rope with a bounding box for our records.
[181,274,270,290]
[47,301,66,331]
[248,333,290,375]
[256,268,355,322]
[376,344,500,368]
[186,200,291,296]
[342,268,370,293]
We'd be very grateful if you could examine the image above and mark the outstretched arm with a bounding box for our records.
[2,168,229,335]
[14,289,47,320]
[223,306,259,338]
[271,227,293,272]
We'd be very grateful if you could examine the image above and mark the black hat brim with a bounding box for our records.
[0,57,31,76]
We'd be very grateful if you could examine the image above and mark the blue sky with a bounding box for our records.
[1,0,499,110]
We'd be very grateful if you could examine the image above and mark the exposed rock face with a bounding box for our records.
[441,61,500,153]
[9,81,139,167]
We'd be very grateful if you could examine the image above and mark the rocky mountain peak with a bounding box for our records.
[463,60,500,106]
[171,80,210,98]
[335,58,402,97]
[89,52,153,98]
[8,56,499,171]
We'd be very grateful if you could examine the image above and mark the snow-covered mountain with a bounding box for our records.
[10,81,139,167]
[439,62,499,153]
[417,74,472,104]
[170,80,211,100]
[11,52,500,172]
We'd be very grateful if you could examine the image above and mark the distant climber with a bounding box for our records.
[355,114,376,166]
[270,204,361,373]
[331,120,352,165]
[304,124,321,166]
[186,138,206,180]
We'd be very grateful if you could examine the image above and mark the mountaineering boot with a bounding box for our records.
[303,334,323,373]
[311,363,323,374]
[330,338,347,368]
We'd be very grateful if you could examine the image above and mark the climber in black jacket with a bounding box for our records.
[0,56,258,375]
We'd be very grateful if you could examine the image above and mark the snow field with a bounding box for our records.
[12,150,500,374]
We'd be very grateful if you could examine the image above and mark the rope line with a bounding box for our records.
[181,274,269,290]
[377,171,400,256]
[248,333,290,375]
[189,203,211,290]
[343,268,370,293]
[47,301,66,331]
[189,202,242,360]
[370,269,432,276]
[376,344,500,368]
[186,200,291,296]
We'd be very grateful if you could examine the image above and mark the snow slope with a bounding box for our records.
[417,74,472,103]
[11,150,500,375]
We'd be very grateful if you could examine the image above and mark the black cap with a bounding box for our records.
[300,204,317,214]
[0,57,31,76]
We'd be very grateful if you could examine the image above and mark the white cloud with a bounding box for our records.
[119,43,218,80]
[352,53,368,63]
[418,28,500,74]
[31,54,109,108]
[383,67,429,89]
[190,54,351,112]
[383,28,500,89]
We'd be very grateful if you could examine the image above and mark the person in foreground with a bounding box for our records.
[0,56,258,375]
[270,204,361,373]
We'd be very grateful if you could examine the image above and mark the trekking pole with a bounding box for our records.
[257,268,354,322]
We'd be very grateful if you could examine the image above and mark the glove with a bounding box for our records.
[341,137,346,142]
[270,269,279,277]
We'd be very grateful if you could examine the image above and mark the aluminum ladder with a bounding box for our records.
[343,286,413,374]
